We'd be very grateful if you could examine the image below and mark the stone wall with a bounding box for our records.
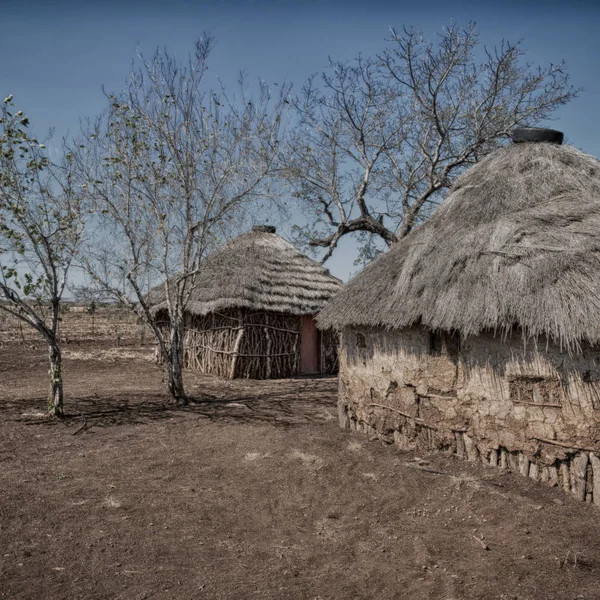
[338,325,600,504]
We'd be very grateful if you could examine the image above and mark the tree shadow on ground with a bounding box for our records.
[3,377,339,432]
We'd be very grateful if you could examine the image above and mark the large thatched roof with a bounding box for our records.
[151,226,342,316]
[318,140,600,348]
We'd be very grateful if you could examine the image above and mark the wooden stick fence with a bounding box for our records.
[155,308,339,379]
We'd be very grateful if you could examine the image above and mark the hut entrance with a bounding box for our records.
[299,315,319,374]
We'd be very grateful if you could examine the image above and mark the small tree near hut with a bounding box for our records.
[71,37,289,403]
[285,22,579,263]
[0,96,84,416]
[72,284,112,338]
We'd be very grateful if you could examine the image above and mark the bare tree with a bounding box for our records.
[285,23,579,263]
[0,95,84,416]
[70,37,288,402]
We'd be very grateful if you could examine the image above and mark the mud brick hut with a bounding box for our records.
[318,127,600,503]
[152,226,342,379]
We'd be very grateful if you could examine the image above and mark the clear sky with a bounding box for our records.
[2,0,599,281]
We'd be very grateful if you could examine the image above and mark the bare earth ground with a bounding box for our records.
[1,341,600,600]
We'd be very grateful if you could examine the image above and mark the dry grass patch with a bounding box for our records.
[290,450,325,471]
[63,347,154,362]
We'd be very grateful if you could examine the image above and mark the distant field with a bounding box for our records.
[0,305,151,346]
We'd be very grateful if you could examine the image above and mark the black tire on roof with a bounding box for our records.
[511,127,564,145]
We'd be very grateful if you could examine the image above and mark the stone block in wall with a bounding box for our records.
[489,449,499,467]
[547,465,559,487]
[512,406,527,421]
[518,454,530,477]
[528,462,540,482]
[393,428,413,450]
[507,452,519,472]
[397,385,418,408]
[455,432,465,458]
[530,422,559,442]
[559,462,570,493]
[496,404,513,420]
[393,429,402,448]
[463,434,479,462]
[416,382,428,397]
[499,449,509,469]
[338,401,350,430]
[586,464,594,502]
[570,454,589,502]
[590,453,600,506]
[499,429,518,450]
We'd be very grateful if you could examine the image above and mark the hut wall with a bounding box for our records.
[180,309,301,379]
[338,325,600,504]
[319,328,339,375]
[157,309,339,378]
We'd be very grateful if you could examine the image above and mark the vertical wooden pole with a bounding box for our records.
[292,320,299,376]
[264,326,271,379]
[319,329,323,374]
[229,310,245,379]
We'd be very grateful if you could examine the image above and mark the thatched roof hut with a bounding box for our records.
[152,225,341,317]
[319,138,600,347]
[152,226,342,379]
[320,129,600,504]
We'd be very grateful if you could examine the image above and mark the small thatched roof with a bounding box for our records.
[318,140,600,348]
[151,226,342,317]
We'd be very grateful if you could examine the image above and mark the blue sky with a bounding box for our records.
[2,0,599,281]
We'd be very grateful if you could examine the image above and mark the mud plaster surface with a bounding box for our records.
[339,326,600,502]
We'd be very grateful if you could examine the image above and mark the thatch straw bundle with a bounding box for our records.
[318,142,600,348]
[151,227,342,316]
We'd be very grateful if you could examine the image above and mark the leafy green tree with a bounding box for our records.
[0,96,84,416]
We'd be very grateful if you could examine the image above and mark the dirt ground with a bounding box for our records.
[1,341,600,599]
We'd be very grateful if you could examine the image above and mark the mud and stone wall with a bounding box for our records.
[338,325,600,504]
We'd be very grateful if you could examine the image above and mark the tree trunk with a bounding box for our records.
[166,323,187,403]
[48,343,64,417]
[229,325,245,379]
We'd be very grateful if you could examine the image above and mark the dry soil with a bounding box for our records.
[1,341,600,599]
